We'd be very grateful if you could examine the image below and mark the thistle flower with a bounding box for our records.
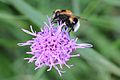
[18,17,92,76]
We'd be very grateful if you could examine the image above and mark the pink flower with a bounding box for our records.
[18,17,92,76]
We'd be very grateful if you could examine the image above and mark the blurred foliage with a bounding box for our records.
[0,0,120,80]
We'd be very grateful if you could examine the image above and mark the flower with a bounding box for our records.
[17,17,93,76]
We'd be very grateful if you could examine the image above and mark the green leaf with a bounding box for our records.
[103,0,120,6]
[0,12,26,20]
[80,26,120,65]
[9,0,45,27]
[33,67,46,80]
[76,42,120,76]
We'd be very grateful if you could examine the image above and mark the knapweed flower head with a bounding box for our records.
[18,17,92,76]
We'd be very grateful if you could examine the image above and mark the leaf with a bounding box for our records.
[76,40,120,76]
[33,67,46,80]
[103,0,120,6]
[9,0,45,27]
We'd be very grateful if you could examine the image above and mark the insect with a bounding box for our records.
[52,9,86,33]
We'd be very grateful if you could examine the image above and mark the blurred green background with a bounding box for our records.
[0,0,120,80]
